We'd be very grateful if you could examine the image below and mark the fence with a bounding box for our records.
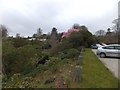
[73,48,84,82]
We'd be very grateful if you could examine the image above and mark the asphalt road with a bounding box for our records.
[92,49,120,80]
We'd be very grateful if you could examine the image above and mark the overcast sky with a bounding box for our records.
[0,0,119,36]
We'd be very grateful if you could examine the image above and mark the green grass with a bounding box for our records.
[71,48,118,88]
[0,44,2,53]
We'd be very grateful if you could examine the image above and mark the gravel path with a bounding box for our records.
[92,49,120,80]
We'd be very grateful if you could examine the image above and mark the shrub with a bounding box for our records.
[68,32,84,48]
[49,44,61,56]
[42,42,51,49]
[2,43,41,75]
[66,48,80,58]
[61,29,97,49]
[2,74,40,88]
[58,52,66,59]
[47,57,62,73]
[25,64,48,77]
[13,38,30,48]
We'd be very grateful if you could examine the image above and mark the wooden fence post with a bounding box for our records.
[73,49,84,82]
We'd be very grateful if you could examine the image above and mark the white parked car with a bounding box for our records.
[91,44,104,49]
[97,44,120,58]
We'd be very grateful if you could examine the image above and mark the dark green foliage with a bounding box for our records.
[47,57,62,73]
[59,39,72,52]
[30,39,42,45]
[66,48,79,58]
[42,42,51,49]
[68,32,84,48]
[61,29,97,50]
[25,64,48,77]
[13,38,30,48]
[80,30,97,47]
[58,52,66,59]
[49,44,61,56]
[58,48,79,59]
[36,54,49,65]
[2,41,42,75]
[47,57,60,67]
[49,25,97,56]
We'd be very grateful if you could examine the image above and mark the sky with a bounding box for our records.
[0,0,119,37]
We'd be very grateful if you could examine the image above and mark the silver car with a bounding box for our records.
[97,44,120,58]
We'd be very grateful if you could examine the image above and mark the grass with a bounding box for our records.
[74,48,118,88]
[0,43,1,54]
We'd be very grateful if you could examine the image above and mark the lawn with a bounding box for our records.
[73,48,118,88]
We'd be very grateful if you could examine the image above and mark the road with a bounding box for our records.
[92,49,120,80]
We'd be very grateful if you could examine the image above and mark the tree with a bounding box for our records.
[80,29,97,47]
[32,34,37,38]
[69,32,84,48]
[72,23,80,29]
[61,25,97,49]
[112,18,120,32]
[112,18,120,43]
[37,28,42,36]
[107,28,111,32]
[79,25,88,31]
[95,30,106,36]
[0,25,8,39]
[16,33,20,38]
[50,27,58,47]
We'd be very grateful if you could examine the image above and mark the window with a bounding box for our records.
[114,46,120,50]
[104,46,114,49]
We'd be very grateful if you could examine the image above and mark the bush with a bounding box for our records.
[66,48,79,58]
[42,42,51,49]
[49,44,61,56]
[47,57,62,73]
[25,64,48,77]
[2,74,40,88]
[57,48,80,59]
[13,38,30,48]
[2,42,42,75]
[60,29,97,50]
[68,32,84,48]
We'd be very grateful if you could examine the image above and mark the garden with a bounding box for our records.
[2,25,119,88]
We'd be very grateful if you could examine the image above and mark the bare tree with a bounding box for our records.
[37,28,42,36]
[0,25,8,39]
[95,30,106,36]
[112,18,120,43]
[16,33,20,38]
[73,23,80,29]
[50,27,58,47]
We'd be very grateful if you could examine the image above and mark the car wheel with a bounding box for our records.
[100,53,106,58]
